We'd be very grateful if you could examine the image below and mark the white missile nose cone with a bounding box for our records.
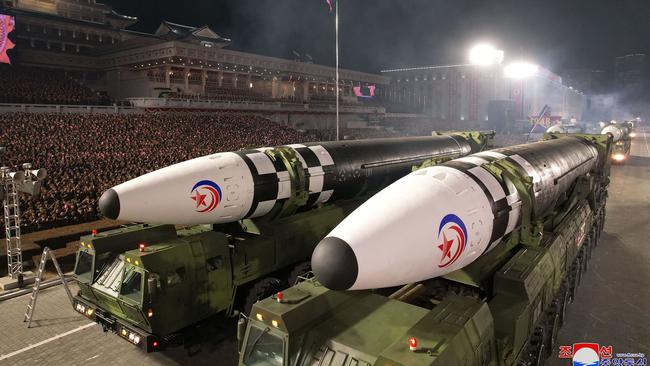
[99,188,120,220]
[312,236,358,290]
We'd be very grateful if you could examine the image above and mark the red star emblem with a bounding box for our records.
[191,190,208,208]
[438,232,454,259]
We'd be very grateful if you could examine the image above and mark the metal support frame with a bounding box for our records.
[1,163,47,280]
[1,167,23,279]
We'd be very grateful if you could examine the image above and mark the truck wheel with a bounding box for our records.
[559,290,569,327]
[599,208,606,234]
[243,277,286,316]
[287,261,312,286]
[545,301,560,352]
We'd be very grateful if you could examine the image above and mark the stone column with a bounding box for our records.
[246,74,252,89]
[303,81,309,102]
[233,74,238,88]
[201,69,207,94]
[184,68,190,92]
[218,71,223,87]
[165,66,171,88]
[271,77,279,99]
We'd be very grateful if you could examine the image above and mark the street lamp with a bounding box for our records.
[468,43,504,66]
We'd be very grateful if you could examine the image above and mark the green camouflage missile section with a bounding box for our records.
[238,134,612,366]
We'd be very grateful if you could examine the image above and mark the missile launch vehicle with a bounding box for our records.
[73,132,493,352]
[238,133,612,366]
[601,121,633,163]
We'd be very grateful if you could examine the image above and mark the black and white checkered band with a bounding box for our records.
[237,144,335,219]
[445,151,523,254]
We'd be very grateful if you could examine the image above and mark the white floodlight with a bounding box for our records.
[504,61,539,79]
[469,44,504,66]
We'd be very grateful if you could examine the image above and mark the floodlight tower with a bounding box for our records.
[1,161,47,281]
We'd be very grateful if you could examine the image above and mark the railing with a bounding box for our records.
[127,97,386,114]
[0,100,387,115]
[0,103,141,114]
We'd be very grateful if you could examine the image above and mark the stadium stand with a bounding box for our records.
[0,64,111,105]
[0,112,317,233]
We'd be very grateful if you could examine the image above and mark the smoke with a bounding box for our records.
[586,87,650,122]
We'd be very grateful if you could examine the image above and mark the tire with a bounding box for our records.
[558,286,569,326]
[243,277,286,316]
[569,262,580,303]
[520,326,547,366]
[599,208,606,234]
[546,302,560,352]
[286,261,312,287]
[536,343,547,366]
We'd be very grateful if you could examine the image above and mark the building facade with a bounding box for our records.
[1,0,388,101]
[379,63,586,123]
[614,54,645,92]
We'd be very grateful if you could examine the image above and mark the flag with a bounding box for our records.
[325,0,333,12]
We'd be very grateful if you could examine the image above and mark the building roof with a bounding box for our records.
[155,21,231,45]
[4,7,114,29]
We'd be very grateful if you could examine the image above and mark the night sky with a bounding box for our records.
[104,0,650,75]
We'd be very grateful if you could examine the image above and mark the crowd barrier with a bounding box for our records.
[0,103,141,114]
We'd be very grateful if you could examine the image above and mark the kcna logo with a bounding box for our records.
[190,180,222,213]
[559,343,613,365]
[436,214,468,268]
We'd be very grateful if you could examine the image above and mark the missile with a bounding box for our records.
[99,133,492,225]
[312,136,601,290]
[601,123,631,142]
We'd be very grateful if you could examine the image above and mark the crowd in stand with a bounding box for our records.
[307,127,403,141]
[0,112,316,233]
[0,65,111,105]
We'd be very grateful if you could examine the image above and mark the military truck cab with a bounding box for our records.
[74,225,234,351]
[72,199,365,352]
[74,224,177,298]
[238,278,496,366]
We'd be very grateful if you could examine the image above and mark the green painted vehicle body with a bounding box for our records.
[73,198,365,350]
[239,134,612,366]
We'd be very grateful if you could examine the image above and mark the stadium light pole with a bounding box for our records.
[335,0,340,141]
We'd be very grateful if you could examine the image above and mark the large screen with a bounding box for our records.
[0,14,16,64]
[354,85,376,99]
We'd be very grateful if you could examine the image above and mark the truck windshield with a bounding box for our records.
[119,265,143,303]
[243,326,285,366]
[74,251,93,282]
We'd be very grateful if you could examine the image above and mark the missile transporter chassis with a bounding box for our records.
[238,134,612,366]
[72,200,364,352]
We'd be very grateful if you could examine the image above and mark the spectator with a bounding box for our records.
[0,64,111,105]
[0,112,317,233]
